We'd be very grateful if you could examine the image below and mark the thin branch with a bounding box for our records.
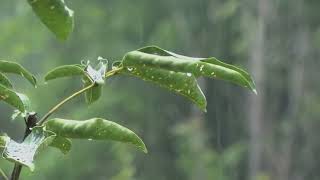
[38,83,95,125]
[105,67,123,78]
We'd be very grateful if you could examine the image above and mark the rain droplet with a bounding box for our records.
[50,5,55,10]
[186,73,192,77]
[88,138,93,141]
[127,67,134,71]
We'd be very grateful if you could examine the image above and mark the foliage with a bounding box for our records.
[0,1,258,180]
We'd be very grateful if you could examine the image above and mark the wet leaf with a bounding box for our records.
[2,127,55,171]
[120,66,207,112]
[28,0,74,40]
[0,72,12,88]
[0,60,37,86]
[83,77,102,104]
[49,136,72,154]
[44,118,147,153]
[0,84,31,112]
[44,64,86,82]
[122,46,256,94]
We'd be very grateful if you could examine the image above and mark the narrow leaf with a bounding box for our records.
[45,118,147,153]
[121,66,207,111]
[2,127,55,171]
[0,84,31,112]
[0,60,37,86]
[45,64,86,82]
[0,72,13,88]
[83,78,102,104]
[122,46,256,93]
[0,134,9,148]
[28,0,74,40]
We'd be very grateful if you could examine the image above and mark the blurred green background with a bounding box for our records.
[1,0,320,179]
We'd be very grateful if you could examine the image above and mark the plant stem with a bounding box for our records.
[105,67,123,78]
[9,67,123,180]
[38,83,95,125]
[0,167,8,180]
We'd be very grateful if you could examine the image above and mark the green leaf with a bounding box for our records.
[83,78,103,104]
[0,84,31,112]
[121,66,207,112]
[49,136,72,154]
[83,62,107,104]
[0,60,37,86]
[0,134,9,148]
[27,0,74,40]
[44,64,86,82]
[2,127,55,171]
[122,46,257,94]
[0,72,13,88]
[44,118,147,153]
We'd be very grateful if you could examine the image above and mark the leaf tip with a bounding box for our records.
[141,145,148,154]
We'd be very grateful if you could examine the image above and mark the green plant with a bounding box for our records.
[0,1,256,180]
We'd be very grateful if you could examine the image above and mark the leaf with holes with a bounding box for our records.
[28,0,74,40]
[0,84,31,112]
[2,127,55,171]
[44,118,147,153]
[122,46,256,94]
[0,60,37,86]
[0,72,12,88]
[120,65,207,111]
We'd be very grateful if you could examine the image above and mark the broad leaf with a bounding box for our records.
[45,64,86,82]
[44,118,147,153]
[28,0,74,40]
[2,127,55,171]
[0,72,13,88]
[122,46,257,94]
[0,84,31,112]
[120,66,207,111]
[0,60,37,86]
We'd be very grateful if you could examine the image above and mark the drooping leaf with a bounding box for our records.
[0,84,31,112]
[2,127,55,171]
[0,72,12,88]
[122,46,257,94]
[83,62,107,104]
[120,66,207,112]
[44,118,147,153]
[27,0,74,40]
[44,64,86,82]
[0,60,37,86]
[49,136,72,154]
[83,77,103,104]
